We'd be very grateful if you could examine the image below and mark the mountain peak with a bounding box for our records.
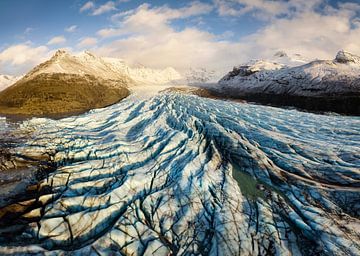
[274,51,288,58]
[49,49,70,62]
[82,50,97,59]
[335,50,360,64]
[19,50,183,86]
[53,49,69,58]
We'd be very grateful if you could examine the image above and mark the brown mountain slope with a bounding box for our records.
[0,73,130,118]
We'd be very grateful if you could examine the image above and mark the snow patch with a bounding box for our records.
[219,51,360,97]
[26,50,183,86]
[335,50,360,65]
[0,74,21,92]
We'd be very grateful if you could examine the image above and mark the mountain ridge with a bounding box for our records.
[214,50,360,114]
[23,49,182,86]
[0,50,133,118]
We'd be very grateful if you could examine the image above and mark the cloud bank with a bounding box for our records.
[0,43,52,75]
[47,36,67,45]
[92,0,360,73]
[1,0,360,75]
[80,1,118,16]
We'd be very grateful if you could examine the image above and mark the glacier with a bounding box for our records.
[0,92,359,255]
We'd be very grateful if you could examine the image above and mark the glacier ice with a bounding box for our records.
[0,93,359,255]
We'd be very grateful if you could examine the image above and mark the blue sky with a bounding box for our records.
[1,0,360,75]
[0,0,263,48]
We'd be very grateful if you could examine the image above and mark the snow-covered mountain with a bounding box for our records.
[224,60,285,78]
[24,50,130,82]
[178,51,310,86]
[219,50,360,97]
[0,50,135,117]
[214,51,309,86]
[25,50,182,86]
[0,74,21,92]
[103,57,182,85]
[217,50,360,114]
[183,68,220,84]
[272,50,310,66]
[0,50,186,117]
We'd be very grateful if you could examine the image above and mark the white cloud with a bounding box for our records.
[65,25,78,33]
[0,43,52,75]
[47,36,67,45]
[80,1,94,13]
[77,37,98,48]
[96,29,244,74]
[238,1,360,60]
[217,30,235,40]
[95,2,241,72]
[112,1,213,25]
[4,0,360,76]
[213,0,323,19]
[94,0,360,74]
[97,28,125,38]
[99,1,214,38]
[92,1,117,15]
[214,0,287,17]
[24,27,34,35]
[80,1,118,16]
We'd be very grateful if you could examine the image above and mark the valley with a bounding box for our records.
[0,50,359,255]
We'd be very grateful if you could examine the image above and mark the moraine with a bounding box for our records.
[0,92,359,255]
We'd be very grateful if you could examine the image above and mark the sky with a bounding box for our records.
[1,0,360,75]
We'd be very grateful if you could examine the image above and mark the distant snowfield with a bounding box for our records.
[130,83,192,99]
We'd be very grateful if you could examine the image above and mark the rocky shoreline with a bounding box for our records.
[207,89,360,115]
[163,86,360,115]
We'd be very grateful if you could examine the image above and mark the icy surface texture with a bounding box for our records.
[0,94,359,255]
